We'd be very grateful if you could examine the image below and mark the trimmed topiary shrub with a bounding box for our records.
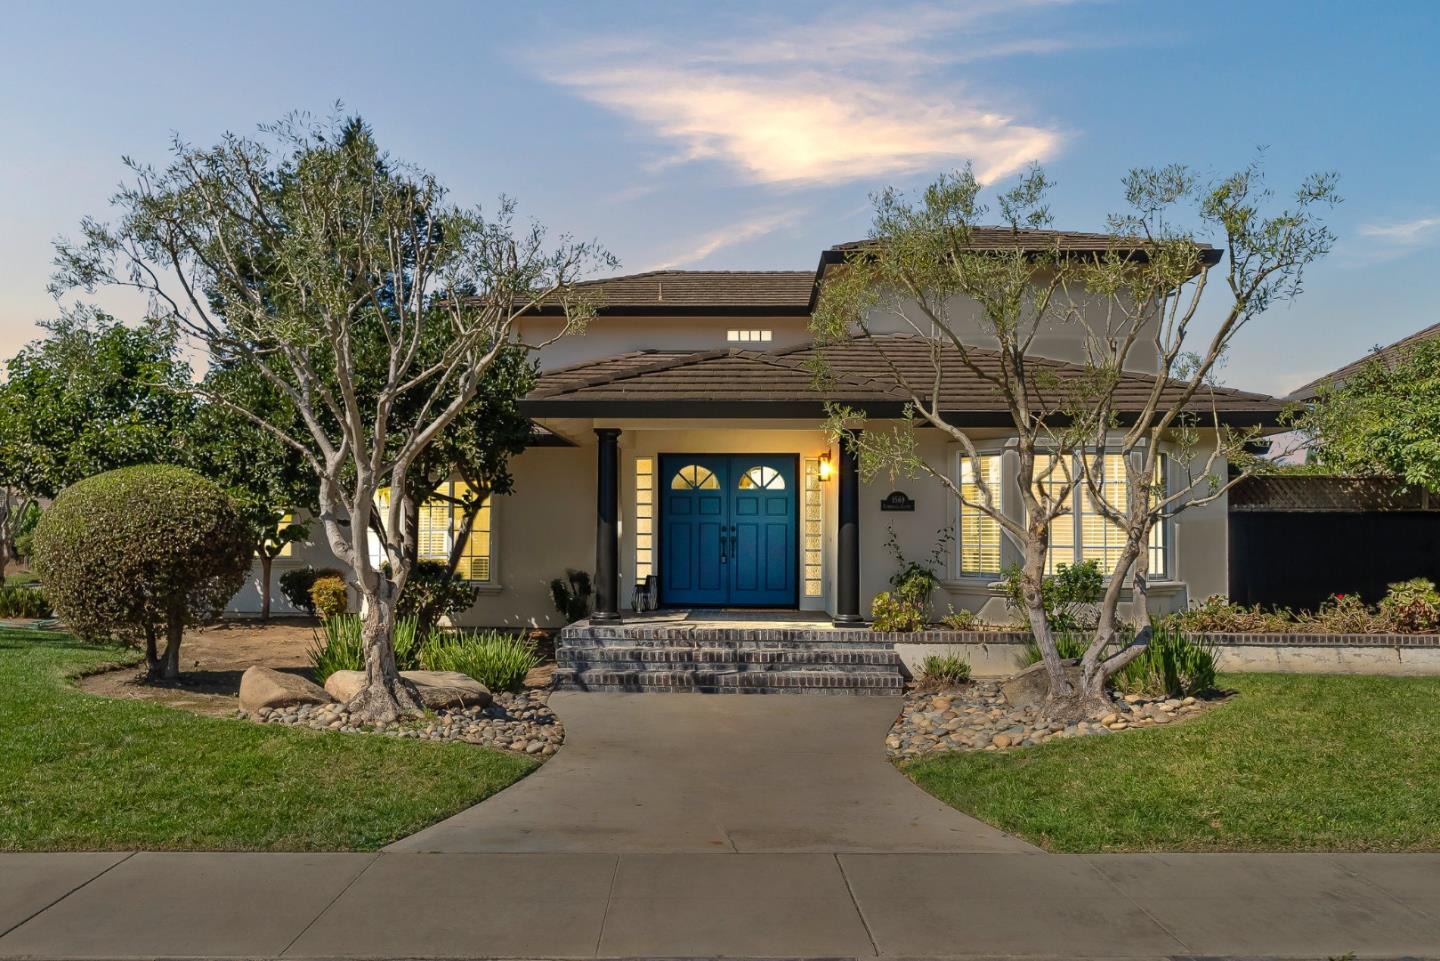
[31,464,251,679]
[309,575,350,621]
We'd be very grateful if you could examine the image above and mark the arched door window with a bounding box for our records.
[670,464,720,490]
[737,465,785,489]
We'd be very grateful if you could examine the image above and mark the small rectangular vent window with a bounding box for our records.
[727,329,773,343]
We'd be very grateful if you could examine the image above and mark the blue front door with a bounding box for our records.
[660,455,797,607]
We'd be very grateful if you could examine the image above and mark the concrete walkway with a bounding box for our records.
[390,691,1031,853]
[3,851,1440,958]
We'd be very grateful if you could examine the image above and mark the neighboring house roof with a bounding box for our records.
[1288,321,1440,401]
[523,335,1284,426]
[517,270,816,316]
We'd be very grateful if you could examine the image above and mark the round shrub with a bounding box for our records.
[309,575,350,620]
[31,465,252,678]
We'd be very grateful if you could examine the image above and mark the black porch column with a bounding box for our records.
[592,428,622,623]
[833,431,864,626]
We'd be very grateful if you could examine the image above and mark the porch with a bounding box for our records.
[555,608,906,695]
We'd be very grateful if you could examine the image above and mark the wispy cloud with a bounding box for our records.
[1358,216,1440,244]
[540,3,1073,188]
[648,209,803,269]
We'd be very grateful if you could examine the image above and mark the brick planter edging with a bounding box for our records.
[894,630,1440,649]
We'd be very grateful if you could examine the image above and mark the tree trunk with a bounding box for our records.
[142,624,162,679]
[160,610,183,680]
[345,581,424,723]
[259,553,274,621]
[1018,539,1071,696]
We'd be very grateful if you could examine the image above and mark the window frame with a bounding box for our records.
[1042,450,1170,581]
[952,445,1173,583]
[953,450,1006,579]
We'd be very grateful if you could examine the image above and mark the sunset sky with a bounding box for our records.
[3,0,1436,394]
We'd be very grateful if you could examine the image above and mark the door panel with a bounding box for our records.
[660,453,797,607]
[727,455,796,606]
[661,456,730,605]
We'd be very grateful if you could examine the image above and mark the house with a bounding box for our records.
[1288,320,1440,402]
[227,229,1286,634]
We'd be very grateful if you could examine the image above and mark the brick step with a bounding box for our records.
[554,666,904,695]
[557,645,901,670]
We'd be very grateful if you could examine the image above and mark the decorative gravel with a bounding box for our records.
[238,689,564,757]
[886,681,1213,759]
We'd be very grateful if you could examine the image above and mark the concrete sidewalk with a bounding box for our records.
[3,851,1439,959]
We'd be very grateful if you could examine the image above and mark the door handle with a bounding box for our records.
[720,524,728,563]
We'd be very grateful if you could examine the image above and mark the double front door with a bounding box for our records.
[660,454,797,607]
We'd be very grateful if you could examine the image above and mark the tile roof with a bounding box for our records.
[827,227,1221,258]
[525,335,1283,424]
[1288,321,1440,401]
[522,270,816,315]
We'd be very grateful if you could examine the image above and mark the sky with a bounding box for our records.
[2,0,1437,395]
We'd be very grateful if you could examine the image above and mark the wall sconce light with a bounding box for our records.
[818,452,834,482]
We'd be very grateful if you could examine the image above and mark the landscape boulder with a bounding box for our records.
[1000,658,1085,709]
[239,665,334,714]
[323,669,492,710]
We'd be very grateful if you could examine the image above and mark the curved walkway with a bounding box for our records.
[389,691,1035,853]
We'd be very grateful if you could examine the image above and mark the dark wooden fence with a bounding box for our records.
[1228,476,1440,610]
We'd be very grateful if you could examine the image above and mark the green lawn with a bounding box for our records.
[0,629,536,851]
[905,673,1440,852]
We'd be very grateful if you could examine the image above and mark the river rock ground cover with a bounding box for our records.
[887,679,1213,760]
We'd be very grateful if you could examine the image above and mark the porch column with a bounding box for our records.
[833,431,864,627]
[593,427,622,623]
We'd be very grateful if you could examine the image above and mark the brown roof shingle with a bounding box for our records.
[522,270,815,315]
[525,335,1283,425]
[827,227,1221,258]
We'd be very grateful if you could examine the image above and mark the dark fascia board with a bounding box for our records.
[518,398,1284,428]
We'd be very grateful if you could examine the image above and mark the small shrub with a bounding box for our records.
[279,566,343,615]
[1022,631,1091,665]
[1380,578,1440,633]
[870,591,925,632]
[549,569,592,623]
[1001,560,1103,632]
[308,613,420,683]
[0,584,51,619]
[1169,594,1294,633]
[398,560,479,633]
[919,653,972,686]
[1308,593,1384,634]
[309,576,350,621]
[419,629,541,692]
[1111,627,1218,698]
[940,606,978,631]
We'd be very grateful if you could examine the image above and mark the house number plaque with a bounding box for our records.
[880,491,915,512]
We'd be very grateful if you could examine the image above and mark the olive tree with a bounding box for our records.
[53,114,611,721]
[31,465,252,679]
[814,161,1336,717]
